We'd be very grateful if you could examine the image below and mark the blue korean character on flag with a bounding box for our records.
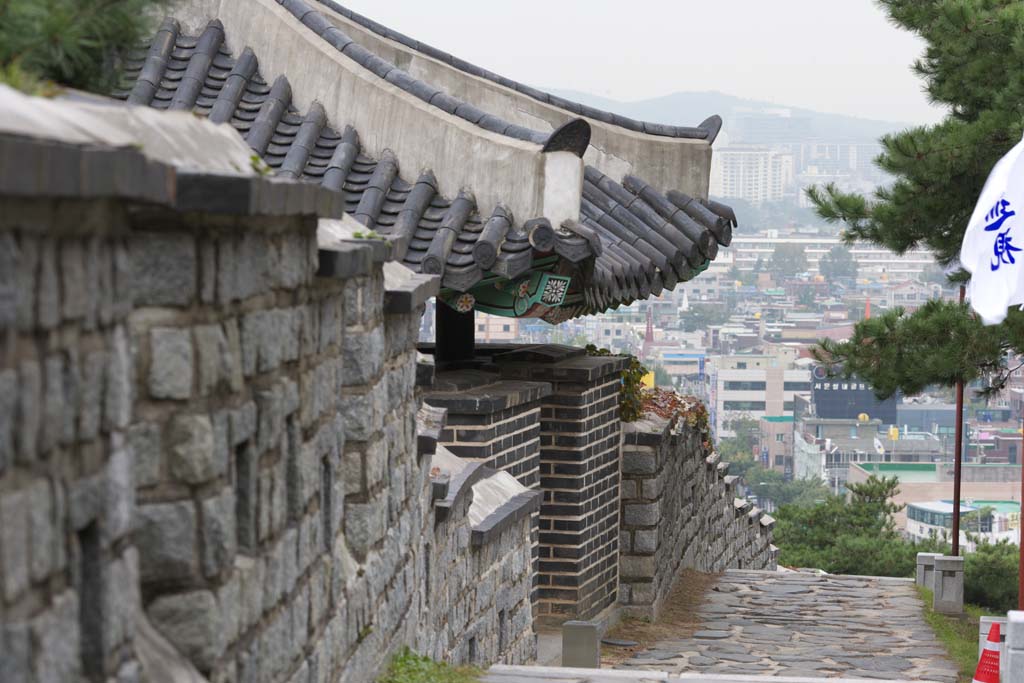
[960,133,1024,324]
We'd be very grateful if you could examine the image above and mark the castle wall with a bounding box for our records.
[618,411,777,621]
[0,180,535,682]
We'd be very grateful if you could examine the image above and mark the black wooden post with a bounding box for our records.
[435,302,475,366]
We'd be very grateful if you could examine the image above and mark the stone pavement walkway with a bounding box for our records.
[614,570,958,682]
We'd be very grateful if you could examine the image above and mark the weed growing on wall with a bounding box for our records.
[585,345,646,422]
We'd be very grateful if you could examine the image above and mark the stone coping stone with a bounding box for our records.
[416,403,447,458]
[382,261,440,314]
[0,134,347,219]
[497,353,628,384]
[622,414,675,446]
[471,489,541,546]
[425,371,552,414]
[434,461,488,522]
[416,352,436,388]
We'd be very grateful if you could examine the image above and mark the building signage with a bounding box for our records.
[811,366,899,423]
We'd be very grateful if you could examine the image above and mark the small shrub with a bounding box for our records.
[0,0,168,93]
[585,345,647,422]
[964,540,1018,613]
[378,648,480,683]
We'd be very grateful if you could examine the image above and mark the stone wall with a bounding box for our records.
[425,459,537,666]
[0,198,141,682]
[0,148,535,681]
[619,412,777,621]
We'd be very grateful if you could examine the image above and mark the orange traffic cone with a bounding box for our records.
[973,622,1001,683]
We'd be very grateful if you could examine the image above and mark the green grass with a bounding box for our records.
[377,648,481,683]
[916,585,999,683]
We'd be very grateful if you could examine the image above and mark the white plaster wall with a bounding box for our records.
[173,0,549,220]
[542,152,582,228]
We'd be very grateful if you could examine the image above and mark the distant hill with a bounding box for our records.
[547,89,911,144]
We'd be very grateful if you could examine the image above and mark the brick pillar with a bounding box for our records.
[424,369,550,606]
[495,345,625,622]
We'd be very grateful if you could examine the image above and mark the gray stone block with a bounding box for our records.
[623,502,659,527]
[150,327,193,400]
[32,590,81,682]
[0,369,13,472]
[104,326,133,431]
[16,360,40,463]
[128,422,161,488]
[168,414,221,485]
[230,401,257,446]
[1,487,30,601]
[13,234,38,331]
[79,351,106,441]
[148,589,224,672]
[3,620,33,682]
[341,325,384,386]
[40,354,64,453]
[622,451,656,475]
[60,239,88,321]
[37,238,60,329]
[105,445,135,541]
[136,501,198,582]
[933,555,965,615]
[634,529,657,554]
[562,621,600,669]
[201,488,237,579]
[915,552,941,589]
[130,232,197,307]
[195,323,241,396]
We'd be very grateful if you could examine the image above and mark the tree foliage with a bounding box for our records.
[775,475,948,576]
[768,243,809,278]
[807,1,1024,396]
[964,540,1018,612]
[0,0,167,93]
[818,245,858,281]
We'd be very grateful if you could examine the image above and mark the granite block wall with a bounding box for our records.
[0,199,142,682]
[425,462,537,667]
[619,412,777,621]
[0,189,535,683]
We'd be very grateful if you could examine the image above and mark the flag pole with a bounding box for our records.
[952,284,966,557]
[1019,399,1023,609]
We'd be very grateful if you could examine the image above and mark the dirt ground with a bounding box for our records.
[599,569,719,666]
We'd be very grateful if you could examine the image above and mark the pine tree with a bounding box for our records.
[808,0,1024,397]
[0,0,167,94]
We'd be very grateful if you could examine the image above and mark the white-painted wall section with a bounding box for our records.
[174,0,551,221]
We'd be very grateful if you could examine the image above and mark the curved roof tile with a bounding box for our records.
[114,15,733,322]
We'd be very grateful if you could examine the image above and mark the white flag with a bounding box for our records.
[960,133,1024,325]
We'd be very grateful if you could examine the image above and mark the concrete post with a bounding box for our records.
[979,616,1007,681]
[932,555,965,615]
[915,552,942,589]
[562,621,600,669]
[1006,611,1024,682]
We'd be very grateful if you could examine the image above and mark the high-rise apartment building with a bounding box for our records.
[710,145,795,203]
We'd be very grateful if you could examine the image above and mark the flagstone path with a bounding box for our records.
[613,569,959,682]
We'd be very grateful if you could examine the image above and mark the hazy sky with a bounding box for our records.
[340,0,946,126]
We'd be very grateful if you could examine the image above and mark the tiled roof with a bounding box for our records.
[114,9,734,321]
